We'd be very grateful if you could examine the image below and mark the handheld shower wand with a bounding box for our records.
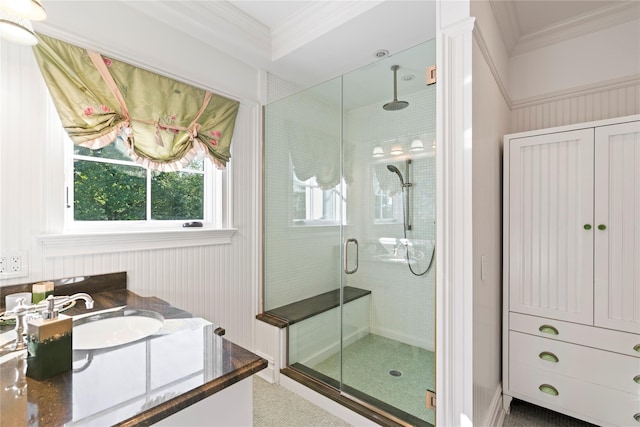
[387,161,412,231]
[386,165,405,188]
[386,159,435,277]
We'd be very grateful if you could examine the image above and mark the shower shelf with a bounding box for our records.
[256,286,371,328]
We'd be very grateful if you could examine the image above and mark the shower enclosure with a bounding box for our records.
[263,40,436,426]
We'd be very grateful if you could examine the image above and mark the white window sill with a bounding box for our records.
[37,228,237,258]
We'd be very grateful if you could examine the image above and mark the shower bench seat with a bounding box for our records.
[256,286,371,328]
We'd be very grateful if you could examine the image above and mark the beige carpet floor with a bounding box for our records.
[254,376,599,427]
[253,376,351,427]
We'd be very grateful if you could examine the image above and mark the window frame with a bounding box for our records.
[292,174,346,227]
[63,133,225,232]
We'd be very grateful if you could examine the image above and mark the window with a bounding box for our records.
[65,136,223,231]
[373,174,395,221]
[292,174,345,225]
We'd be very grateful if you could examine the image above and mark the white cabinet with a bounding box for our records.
[594,121,640,334]
[503,116,640,427]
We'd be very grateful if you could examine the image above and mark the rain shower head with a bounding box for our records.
[387,164,405,188]
[383,65,409,111]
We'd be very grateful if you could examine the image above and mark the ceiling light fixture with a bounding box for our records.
[1,0,46,20]
[0,0,45,45]
[0,11,37,45]
[374,49,389,58]
[390,145,404,156]
[372,146,384,158]
[410,139,424,152]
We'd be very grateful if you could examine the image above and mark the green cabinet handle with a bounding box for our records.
[634,413,640,423]
[583,224,592,230]
[598,224,607,230]
[634,344,640,353]
[539,351,559,363]
[539,324,559,335]
[634,375,640,384]
[539,384,559,396]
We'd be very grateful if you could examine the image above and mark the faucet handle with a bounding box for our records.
[10,298,28,313]
[42,295,59,320]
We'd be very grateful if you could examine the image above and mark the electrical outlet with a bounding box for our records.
[0,252,28,278]
[10,256,21,272]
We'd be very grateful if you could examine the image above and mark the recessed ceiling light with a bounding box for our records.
[374,49,389,58]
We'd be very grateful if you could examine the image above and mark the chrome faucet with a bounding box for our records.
[41,293,94,319]
[2,293,94,352]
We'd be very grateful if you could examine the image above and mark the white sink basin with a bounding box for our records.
[73,309,164,350]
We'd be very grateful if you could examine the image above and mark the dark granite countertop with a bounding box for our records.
[0,277,267,427]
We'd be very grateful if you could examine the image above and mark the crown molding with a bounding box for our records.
[271,1,383,61]
[473,24,513,109]
[511,73,640,109]
[488,0,520,55]
[512,1,640,56]
[121,1,272,66]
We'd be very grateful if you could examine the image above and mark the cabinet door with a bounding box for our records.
[508,129,594,324]
[594,121,640,334]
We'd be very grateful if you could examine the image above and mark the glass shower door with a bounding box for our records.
[263,39,436,427]
[264,76,345,387]
[339,40,437,426]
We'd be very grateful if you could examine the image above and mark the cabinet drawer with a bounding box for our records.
[510,312,640,357]
[510,331,640,395]
[509,361,640,427]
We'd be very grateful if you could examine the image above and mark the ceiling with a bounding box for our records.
[228,0,630,59]
[230,0,619,37]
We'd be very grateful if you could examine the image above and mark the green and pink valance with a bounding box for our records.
[32,33,239,170]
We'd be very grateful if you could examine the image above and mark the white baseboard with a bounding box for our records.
[369,325,434,352]
[253,350,277,383]
[299,326,369,367]
[485,384,506,427]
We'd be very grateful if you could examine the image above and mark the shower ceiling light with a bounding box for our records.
[372,146,384,158]
[0,0,46,20]
[410,139,424,152]
[0,11,36,45]
[374,49,389,58]
[390,145,404,156]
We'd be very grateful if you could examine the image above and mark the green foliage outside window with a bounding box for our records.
[73,141,205,221]
[74,160,146,220]
[151,171,203,220]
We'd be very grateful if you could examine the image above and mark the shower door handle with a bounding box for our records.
[344,238,359,274]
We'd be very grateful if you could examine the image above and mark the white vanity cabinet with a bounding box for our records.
[502,115,640,427]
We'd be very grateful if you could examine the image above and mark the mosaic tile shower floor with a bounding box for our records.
[311,334,435,425]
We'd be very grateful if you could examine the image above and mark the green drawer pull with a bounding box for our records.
[539,325,559,335]
[634,413,640,423]
[539,384,559,396]
[598,224,607,231]
[634,375,640,384]
[635,344,640,353]
[583,224,592,230]
[539,351,559,363]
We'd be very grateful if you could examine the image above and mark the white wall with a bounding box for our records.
[508,19,640,103]
[0,4,263,351]
[509,14,640,133]
[470,2,511,426]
